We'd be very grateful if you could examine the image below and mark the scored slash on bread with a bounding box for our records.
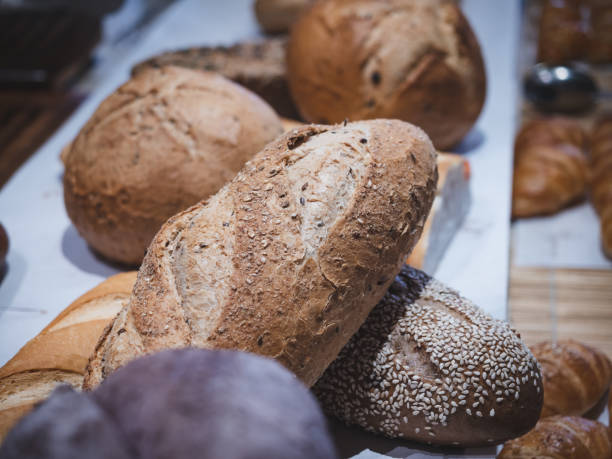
[314,265,542,447]
[83,119,438,389]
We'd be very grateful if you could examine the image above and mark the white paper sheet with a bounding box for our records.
[512,202,612,269]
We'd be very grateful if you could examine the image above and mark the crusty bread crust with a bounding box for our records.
[286,0,486,150]
[83,119,438,389]
[63,66,283,265]
[314,265,542,446]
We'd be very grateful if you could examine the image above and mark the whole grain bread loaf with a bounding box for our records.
[63,66,283,265]
[83,119,438,389]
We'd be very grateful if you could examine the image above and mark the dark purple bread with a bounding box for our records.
[0,349,337,459]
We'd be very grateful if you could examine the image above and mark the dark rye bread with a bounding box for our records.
[314,265,543,447]
[132,37,299,119]
[83,120,438,389]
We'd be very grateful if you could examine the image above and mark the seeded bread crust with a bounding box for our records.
[63,66,283,265]
[314,265,543,447]
[83,119,438,389]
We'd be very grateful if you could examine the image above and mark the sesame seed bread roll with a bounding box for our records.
[83,119,438,389]
[313,265,543,447]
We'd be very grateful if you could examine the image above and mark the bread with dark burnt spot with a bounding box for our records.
[314,265,543,447]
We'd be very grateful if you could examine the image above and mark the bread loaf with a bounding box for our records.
[314,265,542,446]
[286,0,486,150]
[512,118,589,218]
[531,340,612,418]
[132,38,300,119]
[498,415,612,459]
[82,119,438,389]
[406,154,471,274]
[590,115,612,258]
[537,0,588,65]
[1,350,338,459]
[0,272,136,442]
[254,0,315,34]
[63,66,283,265]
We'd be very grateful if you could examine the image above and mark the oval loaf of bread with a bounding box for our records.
[314,265,543,446]
[83,120,438,388]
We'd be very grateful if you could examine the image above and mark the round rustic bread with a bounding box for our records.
[314,265,542,446]
[62,66,283,266]
[286,0,486,150]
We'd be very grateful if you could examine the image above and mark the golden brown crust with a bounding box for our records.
[512,118,589,219]
[537,0,589,64]
[531,340,612,418]
[63,66,283,265]
[286,0,486,150]
[0,272,136,442]
[591,116,612,259]
[498,415,612,459]
[314,265,542,447]
[83,119,438,389]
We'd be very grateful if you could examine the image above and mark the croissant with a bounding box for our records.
[531,340,612,418]
[512,118,589,218]
[590,116,612,258]
[497,415,612,459]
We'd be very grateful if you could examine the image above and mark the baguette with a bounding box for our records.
[0,272,136,442]
[531,340,612,418]
[83,119,438,389]
[498,415,612,459]
[314,265,542,446]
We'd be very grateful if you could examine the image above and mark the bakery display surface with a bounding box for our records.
[0,1,571,458]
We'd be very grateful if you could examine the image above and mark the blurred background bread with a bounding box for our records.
[286,0,486,150]
[133,37,300,119]
[531,340,612,418]
[62,66,283,266]
[254,0,315,34]
[0,272,136,442]
[498,415,612,459]
[512,118,589,218]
